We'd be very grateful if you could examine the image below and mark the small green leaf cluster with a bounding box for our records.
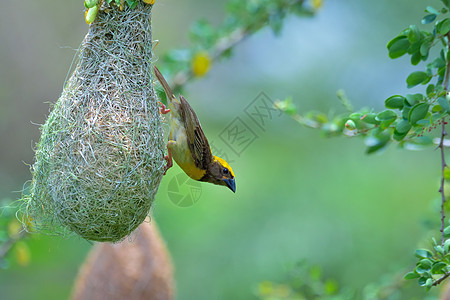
[387,4,450,66]
[372,3,450,149]
[225,0,314,36]
[255,261,350,300]
[84,0,147,25]
[106,0,140,9]
[159,0,315,93]
[84,0,99,8]
[405,232,450,291]
[277,3,450,154]
[275,96,436,154]
[256,261,416,300]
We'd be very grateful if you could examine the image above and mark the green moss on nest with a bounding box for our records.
[23,2,164,242]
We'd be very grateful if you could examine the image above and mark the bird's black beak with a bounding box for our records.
[222,178,236,193]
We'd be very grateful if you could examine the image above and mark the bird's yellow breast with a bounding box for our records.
[167,115,206,181]
[171,146,206,180]
[177,155,206,180]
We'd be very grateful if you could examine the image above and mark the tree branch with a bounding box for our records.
[165,0,312,93]
[171,28,247,92]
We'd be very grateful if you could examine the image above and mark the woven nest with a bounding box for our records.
[22,2,164,242]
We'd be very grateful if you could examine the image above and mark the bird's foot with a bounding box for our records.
[163,155,173,175]
[163,141,174,175]
[159,101,171,114]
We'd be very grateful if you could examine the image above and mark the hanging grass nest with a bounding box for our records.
[22,2,165,242]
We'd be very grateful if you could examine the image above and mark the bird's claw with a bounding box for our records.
[163,155,173,175]
[159,101,171,114]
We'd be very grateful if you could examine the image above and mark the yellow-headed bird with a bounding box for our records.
[154,66,236,193]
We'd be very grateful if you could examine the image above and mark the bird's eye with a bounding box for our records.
[223,168,229,175]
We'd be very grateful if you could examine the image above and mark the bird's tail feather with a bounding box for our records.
[153,66,178,103]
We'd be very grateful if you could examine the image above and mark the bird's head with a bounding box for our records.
[204,156,236,192]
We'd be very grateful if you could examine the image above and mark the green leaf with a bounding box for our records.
[416,119,431,126]
[430,57,446,69]
[406,71,431,88]
[435,245,445,255]
[411,52,422,65]
[126,0,137,8]
[444,167,450,180]
[422,14,437,24]
[418,276,429,286]
[408,40,422,54]
[393,129,408,141]
[418,276,427,286]
[380,119,395,130]
[444,239,450,251]
[444,0,450,9]
[84,0,98,8]
[269,13,283,35]
[402,106,411,120]
[426,84,436,96]
[407,25,421,42]
[426,6,440,15]
[85,5,99,24]
[433,104,443,112]
[439,18,450,35]
[410,136,433,146]
[405,93,424,106]
[419,259,433,269]
[361,113,380,125]
[404,271,420,280]
[425,278,433,290]
[190,19,216,48]
[420,38,433,57]
[365,134,390,154]
[416,249,434,259]
[385,95,405,109]
[444,226,450,238]
[396,119,411,133]
[439,97,450,112]
[345,120,356,130]
[275,98,297,116]
[408,42,421,56]
[376,110,397,121]
[366,141,389,154]
[409,103,429,124]
[349,113,363,120]
[416,265,430,274]
[431,262,447,274]
[387,36,410,59]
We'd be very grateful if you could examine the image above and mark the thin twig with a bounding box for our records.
[439,119,447,246]
[433,272,450,286]
[438,32,450,246]
[168,0,310,93]
[171,28,248,92]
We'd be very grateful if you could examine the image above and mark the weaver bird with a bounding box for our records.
[154,66,236,193]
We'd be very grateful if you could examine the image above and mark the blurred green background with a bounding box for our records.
[0,0,446,299]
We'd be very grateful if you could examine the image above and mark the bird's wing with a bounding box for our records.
[179,95,213,170]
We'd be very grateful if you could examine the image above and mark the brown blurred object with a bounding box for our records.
[71,220,174,300]
[440,280,450,300]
